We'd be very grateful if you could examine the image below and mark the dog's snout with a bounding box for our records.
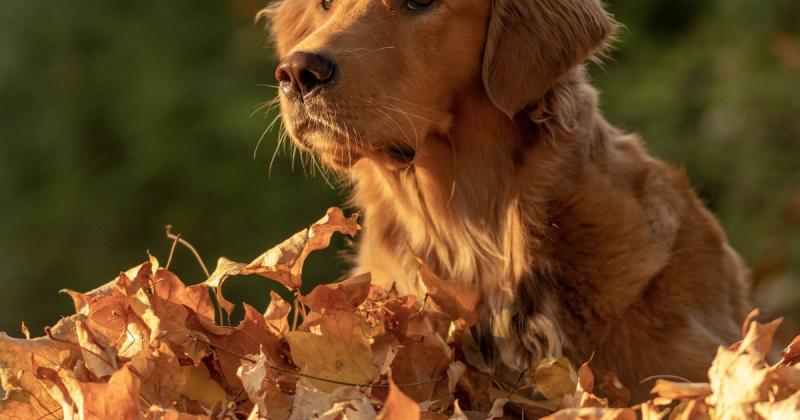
[275,52,335,99]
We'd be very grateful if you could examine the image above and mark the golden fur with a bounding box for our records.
[263,0,750,399]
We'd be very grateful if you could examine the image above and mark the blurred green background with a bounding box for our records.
[1,0,798,336]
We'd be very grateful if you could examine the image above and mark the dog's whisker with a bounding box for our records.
[255,106,284,170]
[268,121,287,176]
[339,46,395,59]
[384,104,440,125]
[385,105,422,150]
[445,132,458,208]
[381,94,441,115]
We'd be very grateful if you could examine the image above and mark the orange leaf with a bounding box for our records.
[650,380,711,401]
[205,208,359,315]
[781,335,800,366]
[378,372,421,420]
[417,262,480,325]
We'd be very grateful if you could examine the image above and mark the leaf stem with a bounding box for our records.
[164,225,210,278]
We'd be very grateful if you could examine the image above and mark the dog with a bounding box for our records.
[262,0,750,399]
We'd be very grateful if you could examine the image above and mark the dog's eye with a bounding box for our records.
[406,0,434,11]
[321,0,333,11]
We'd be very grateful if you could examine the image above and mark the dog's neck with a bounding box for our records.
[351,68,604,282]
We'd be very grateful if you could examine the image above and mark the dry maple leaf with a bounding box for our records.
[417,262,480,325]
[0,320,82,417]
[286,309,379,391]
[300,272,372,314]
[205,208,359,315]
[61,364,142,419]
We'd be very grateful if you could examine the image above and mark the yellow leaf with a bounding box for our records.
[181,364,227,410]
[535,356,578,402]
[286,310,378,392]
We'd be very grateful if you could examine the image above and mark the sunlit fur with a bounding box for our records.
[263,0,750,400]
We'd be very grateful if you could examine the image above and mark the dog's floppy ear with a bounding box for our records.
[483,0,616,118]
[257,0,315,58]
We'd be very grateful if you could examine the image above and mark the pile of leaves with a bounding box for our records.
[1,208,800,419]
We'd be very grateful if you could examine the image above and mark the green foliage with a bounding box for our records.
[0,0,798,333]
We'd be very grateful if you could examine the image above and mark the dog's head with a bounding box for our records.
[262,0,615,170]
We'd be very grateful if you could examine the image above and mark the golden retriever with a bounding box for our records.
[262,0,750,399]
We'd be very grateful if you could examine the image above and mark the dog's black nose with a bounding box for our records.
[275,52,335,99]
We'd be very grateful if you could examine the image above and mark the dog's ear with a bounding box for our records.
[483,0,616,118]
[257,0,315,58]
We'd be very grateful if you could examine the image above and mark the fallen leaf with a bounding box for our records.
[286,309,378,391]
[301,273,372,313]
[417,262,480,325]
[487,398,508,419]
[650,380,711,400]
[290,379,373,420]
[594,370,631,408]
[378,373,421,420]
[146,406,211,420]
[448,400,468,420]
[152,268,215,321]
[237,352,293,420]
[781,335,800,366]
[488,386,559,417]
[754,390,800,419]
[542,407,636,420]
[208,303,285,390]
[707,317,783,420]
[638,401,667,420]
[447,361,467,395]
[390,331,452,403]
[180,364,227,410]
[205,208,359,314]
[562,358,607,409]
[62,365,142,419]
[0,321,81,417]
[75,318,116,379]
[264,291,292,336]
[535,357,578,401]
[671,399,711,420]
[739,317,783,360]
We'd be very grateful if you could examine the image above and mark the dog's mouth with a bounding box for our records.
[289,109,417,170]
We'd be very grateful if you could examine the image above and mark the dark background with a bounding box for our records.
[1,0,799,336]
